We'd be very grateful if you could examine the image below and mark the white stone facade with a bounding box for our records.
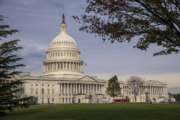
[19,15,168,104]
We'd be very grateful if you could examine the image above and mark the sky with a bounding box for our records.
[0,0,180,88]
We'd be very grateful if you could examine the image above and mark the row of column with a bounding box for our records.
[122,86,167,96]
[48,50,79,59]
[45,62,82,73]
[59,82,103,96]
[146,86,166,96]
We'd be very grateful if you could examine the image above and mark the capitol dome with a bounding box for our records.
[43,14,84,78]
[51,15,77,48]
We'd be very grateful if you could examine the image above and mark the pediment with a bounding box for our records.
[76,75,98,82]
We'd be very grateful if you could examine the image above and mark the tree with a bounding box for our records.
[107,75,121,98]
[127,76,144,102]
[75,0,180,56]
[0,15,32,114]
[172,93,180,102]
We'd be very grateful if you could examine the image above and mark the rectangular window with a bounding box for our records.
[52,89,54,95]
[48,89,50,94]
[36,89,38,95]
[42,88,44,95]
[31,88,34,94]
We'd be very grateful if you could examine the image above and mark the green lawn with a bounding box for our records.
[1,104,180,120]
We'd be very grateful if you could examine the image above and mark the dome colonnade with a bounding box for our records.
[43,14,83,77]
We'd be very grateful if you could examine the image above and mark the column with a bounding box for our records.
[90,83,93,93]
[64,62,66,71]
[64,62,66,70]
[62,62,64,71]
[82,83,84,94]
[67,83,70,96]
[67,62,69,71]
[55,63,56,71]
[60,62,62,70]
[62,83,64,95]
[70,62,72,72]
[77,63,79,72]
[76,63,77,72]
[68,62,70,71]
[83,84,85,94]
[95,84,96,94]
[65,83,67,96]
[162,87,164,95]
[61,83,63,95]
[57,63,59,70]
[59,83,61,96]
[77,83,79,94]
[52,63,54,71]
[72,82,75,95]
[71,83,73,95]
[88,83,90,94]
[76,63,78,72]
[76,83,78,94]
[77,63,78,72]
[88,84,90,94]
[73,63,75,72]
[49,63,50,72]
[68,83,70,96]
[71,63,73,72]
[52,63,53,71]
[85,84,87,94]
[79,83,81,94]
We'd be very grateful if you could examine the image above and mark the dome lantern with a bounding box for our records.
[60,14,67,33]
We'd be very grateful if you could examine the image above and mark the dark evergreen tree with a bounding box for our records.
[0,15,33,114]
[106,75,121,98]
[75,0,180,56]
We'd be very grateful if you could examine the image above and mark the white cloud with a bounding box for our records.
[19,39,48,56]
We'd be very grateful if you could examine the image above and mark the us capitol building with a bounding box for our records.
[19,15,168,104]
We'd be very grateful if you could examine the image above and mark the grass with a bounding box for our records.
[1,104,180,120]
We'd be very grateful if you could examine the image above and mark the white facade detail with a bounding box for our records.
[19,15,168,104]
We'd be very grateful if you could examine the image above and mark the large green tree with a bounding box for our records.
[75,0,180,56]
[107,75,121,98]
[0,15,32,114]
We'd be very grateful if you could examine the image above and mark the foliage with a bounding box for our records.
[0,15,32,114]
[75,0,180,56]
[172,94,180,102]
[106,75,121,97]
